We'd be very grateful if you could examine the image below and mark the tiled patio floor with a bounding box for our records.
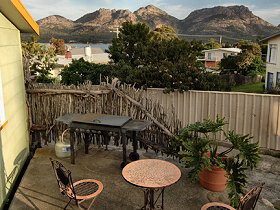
[9,144,279,210]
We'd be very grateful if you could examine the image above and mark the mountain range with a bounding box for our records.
[36,5,279,43]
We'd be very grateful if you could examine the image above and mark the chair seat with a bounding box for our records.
[73,179,103,200]
[201,202,235,210]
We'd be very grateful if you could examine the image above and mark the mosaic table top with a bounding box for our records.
[122,159,181,189]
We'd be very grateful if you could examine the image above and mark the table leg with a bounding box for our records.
[121,132,128,168]
[70,129,75,164]
[142,188,165,210]
[142,189,155,210]
[129,131,140,161]
[150,189,155,209]
[161,188,164,210]
[84,132,90,154]
[101,131,110,151]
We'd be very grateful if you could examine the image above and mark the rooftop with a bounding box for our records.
[202,48,241,53]
[259,31,280,42]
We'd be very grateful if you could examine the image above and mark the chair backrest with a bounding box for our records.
[237,183,264,210]
[50,158,76,200]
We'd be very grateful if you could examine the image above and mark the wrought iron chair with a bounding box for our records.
[201,183,264,210]
[50,158,103,210]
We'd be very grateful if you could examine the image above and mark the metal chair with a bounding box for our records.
[50,158,103,210]
[201,183,264,210]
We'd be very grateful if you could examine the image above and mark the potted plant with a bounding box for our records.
[175,116,260,207]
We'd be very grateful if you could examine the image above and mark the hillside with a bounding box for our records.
[180,5,278,39]
[36,5,279,43]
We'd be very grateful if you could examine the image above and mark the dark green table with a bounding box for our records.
[56,113,151,167]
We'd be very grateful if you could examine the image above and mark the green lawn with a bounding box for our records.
[231,82,265,93]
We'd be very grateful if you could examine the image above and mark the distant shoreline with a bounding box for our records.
[41,43,111,51]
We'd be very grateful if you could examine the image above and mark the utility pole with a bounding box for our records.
[219,35,223,45]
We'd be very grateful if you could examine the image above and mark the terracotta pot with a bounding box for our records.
[199,167,228,192]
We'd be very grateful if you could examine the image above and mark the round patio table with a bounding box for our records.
[122,159,181,210]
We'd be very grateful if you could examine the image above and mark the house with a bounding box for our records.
[260,32,280,90]
[53,46,110,78]
[202,48,241,70]
[0,0,39,208]
[57,46,110,66]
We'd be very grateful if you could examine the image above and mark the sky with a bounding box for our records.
[22,0,280,25]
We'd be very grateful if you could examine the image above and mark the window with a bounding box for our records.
[208,52,215,60]
[267,72,274,90]
[0,74,6,127]
[277,72,280,86]
[267,44,277,64]
[207,52,212,60]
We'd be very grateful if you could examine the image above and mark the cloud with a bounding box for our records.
[23,0,93,20]
[254,8,280,25]
[161,4,190,19]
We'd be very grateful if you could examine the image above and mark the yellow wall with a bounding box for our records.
[0,12,29,208]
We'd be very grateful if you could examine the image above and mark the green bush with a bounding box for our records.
[60,58,114,85]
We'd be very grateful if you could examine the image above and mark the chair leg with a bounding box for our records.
[64,198,72,210]
[77,197,97,210]
[77,200,86,210]
[87,197,97,210]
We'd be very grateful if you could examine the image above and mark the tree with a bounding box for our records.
[50,38,66,55]
[138,39,205,91]
[204,38,222,50]
[236,41,261,70]
[220,56,239,72]
[60,58,113,85]
[151,25,178,41]
[107,21,152,67]
[220,41,265,76]
[107,21,229,91]
[22,36,57,84]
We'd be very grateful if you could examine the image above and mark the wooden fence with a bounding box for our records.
[145,89,280,151]
[26,83,280,151]
[26,83,180,154]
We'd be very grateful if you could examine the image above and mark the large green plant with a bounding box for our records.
[175,116,260,207]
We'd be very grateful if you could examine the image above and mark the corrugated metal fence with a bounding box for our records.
[145,89,280,151]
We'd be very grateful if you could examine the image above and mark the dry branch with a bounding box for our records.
[26,88,111,95]
[110,86,174,137]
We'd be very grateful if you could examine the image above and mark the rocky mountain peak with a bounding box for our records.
[37,15,70,23]
[37,15,74,28]
[185,5,255,22]
[75,8,113,24]
[36,5,279,43]
[134,4,168,16]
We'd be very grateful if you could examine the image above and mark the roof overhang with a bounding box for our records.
[202,48,241,53]
[259,31,280,43]
[0,0,39,35]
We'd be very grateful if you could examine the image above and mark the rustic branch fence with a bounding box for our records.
[26,83,181,154]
